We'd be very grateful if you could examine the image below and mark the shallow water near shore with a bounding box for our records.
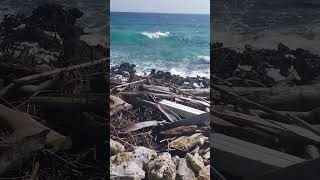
[110,12,210,78]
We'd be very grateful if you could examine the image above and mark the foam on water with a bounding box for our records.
[197,55,210,63]
[141,31,170,39]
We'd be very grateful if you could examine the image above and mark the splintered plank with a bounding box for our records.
[212,109,320,144]
[211,133,305,179]
[159,99,206,118]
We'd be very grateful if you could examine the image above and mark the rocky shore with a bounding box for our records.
[0,4,108,179]
[211,42,320,179]
[110,63,210,180]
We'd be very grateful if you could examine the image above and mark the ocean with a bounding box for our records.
[110,12,210,78]
[213,0,320,53]
[0,0,108,47]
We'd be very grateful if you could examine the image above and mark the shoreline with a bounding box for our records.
[0,3,108,179]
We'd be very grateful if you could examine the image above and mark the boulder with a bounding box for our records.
[176,158,197,180]
[110,139,125,156]
[147,152,177,180]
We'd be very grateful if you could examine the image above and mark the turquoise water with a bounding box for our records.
[111,12,210,77]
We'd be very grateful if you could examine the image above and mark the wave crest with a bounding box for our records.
[141,31,170,39]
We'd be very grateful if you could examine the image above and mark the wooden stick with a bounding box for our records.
[14,58,108,85]
[111,79,146,92]
[212,84,320,137]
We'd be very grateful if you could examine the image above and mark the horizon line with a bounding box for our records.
[110,11,210,15]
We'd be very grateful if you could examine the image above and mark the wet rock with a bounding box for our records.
[111,161,145,179]
[110,139,125,156]
[176,158,197,180]
[147,152,177,180]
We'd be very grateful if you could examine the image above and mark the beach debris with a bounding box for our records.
[133,146,157,168]
[146,152,177,180]
[0,3,108,178]
[111,139,125,156]
[111,161,145,179]
[169,133,206,152]
[176,158,197,180]
[186,152,205,173]
[211,42,320,179]
[198,165,210,180]
[110,60,210,180]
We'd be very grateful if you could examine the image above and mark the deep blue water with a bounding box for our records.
[111,12,210,77]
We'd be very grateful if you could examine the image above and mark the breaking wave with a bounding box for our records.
[141,31,170,39]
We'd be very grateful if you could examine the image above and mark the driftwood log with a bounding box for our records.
[110,95,132,116]
[30,96,106,112]
[212,84,320,137]
[215,85,320,111]
[0,104,65,174]
[143,84,210,96]
[14,58,108,85]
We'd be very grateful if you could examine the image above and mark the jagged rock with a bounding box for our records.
[186,152,205,173]
[133,146,157,168]
[169,133,206,151]
[278,43,290,54]
[110,139,125,156]
[111,152,134,165]
[176,158,197,180]
[198,165,210,180]
[111,161,145,179]
[147,152,177,180]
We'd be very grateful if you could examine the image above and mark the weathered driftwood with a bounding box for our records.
[159,125,199,136]
[212,108,320,144]
[0,83,14,97]
[216,85,320,111]
[0,104,65,174]
[212,115,279,147]
[111,79,146,92]
[110,95,132,116]
[137,98,182,122]
[120,91,210,108]
[20,78,58,94]
[30,96,106,112]
[247,158,320,180]
[14,58,108,85]
[211,84,320,137]
[143,84,210,96]
[0,63,36,75]
[212,133,305,179]
[159,99,205,118]
[123,121,163,133]
[162,113,209,130]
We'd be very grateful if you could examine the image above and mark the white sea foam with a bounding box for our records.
[197,55,210,63]
[141,31,170,39]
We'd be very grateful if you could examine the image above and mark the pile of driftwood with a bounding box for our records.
[0,4,108,179]
[211,43,320,180]
[110,63,210,180]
